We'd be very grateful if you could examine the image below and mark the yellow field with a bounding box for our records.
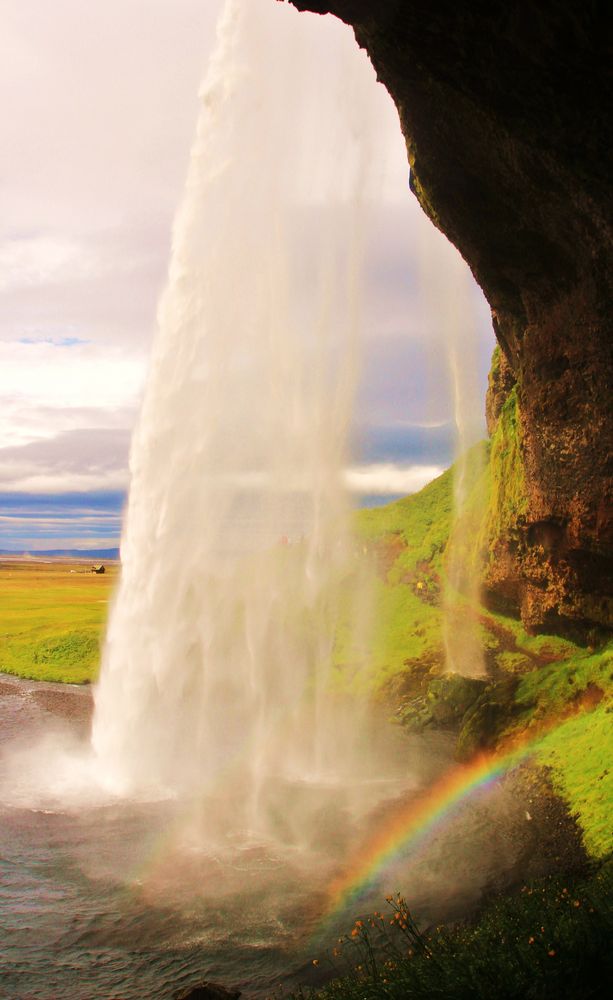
[0,560,118,684]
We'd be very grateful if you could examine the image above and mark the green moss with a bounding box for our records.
[486,385,528,549]
[489,343,502,383]
[493,641,613,856]
[426,673,486,723]
[496,650,533,673]
[536,702,613,858]
[345,463,612,859]
[365,580,441,686]
[456,677,519,758]
[515,642,612,713]
[487,607,575,655]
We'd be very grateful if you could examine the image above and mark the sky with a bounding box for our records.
[0,0,495,552]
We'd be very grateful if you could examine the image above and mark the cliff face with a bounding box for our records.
[287,0,612,637]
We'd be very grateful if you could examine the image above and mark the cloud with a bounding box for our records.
[0,457,448,550]
[0,235,102,293]
[0,1,225,363]
[0,490,125,550]
[0,340,143,448]
[0,223,171,352]
[343,463,444,496]
[0,428,130,492]
[0,0,495,509]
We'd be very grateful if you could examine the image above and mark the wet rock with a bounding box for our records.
[398,673,487,734]
[456,678,519,760]
[173,983,241,1000]
[426,674,487,725]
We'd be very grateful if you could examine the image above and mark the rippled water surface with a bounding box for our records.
[0,676,531,1000]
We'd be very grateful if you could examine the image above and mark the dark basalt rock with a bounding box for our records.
[286,0,613,637]
[426,673,487,725]
[456,677,520,760]
[173,983,241,1000]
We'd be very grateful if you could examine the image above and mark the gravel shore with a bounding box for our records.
[0,671,93,735]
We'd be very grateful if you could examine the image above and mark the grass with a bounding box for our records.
[514,643,612,709]
[355,467,453,579]
[535,704,613,859]
[498,642,613,858]
[1,474,610,863]
[0,559,117,683]
[332,470,453,691]
[485,385,528,550]
[331,470,613,868]
[301,865,613,1000]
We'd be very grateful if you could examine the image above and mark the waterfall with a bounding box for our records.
[441,261,487,679]
[91,0,384,819]
[413,214,488,678]
[91,0,491,828]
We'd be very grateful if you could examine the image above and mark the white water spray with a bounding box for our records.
[92,0,387,816]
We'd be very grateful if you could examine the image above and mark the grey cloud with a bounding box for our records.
[0,428,131,488]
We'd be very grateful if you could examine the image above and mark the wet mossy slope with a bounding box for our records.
[344,429,612,865]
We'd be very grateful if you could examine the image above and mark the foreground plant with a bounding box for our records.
[298,864,612,1000]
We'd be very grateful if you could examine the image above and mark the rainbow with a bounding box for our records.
[315,705,586,932]
[125,694,596,929]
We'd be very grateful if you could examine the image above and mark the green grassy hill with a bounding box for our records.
[0,561,117,684]
[300,455,612,1000]
[336,457,612,864]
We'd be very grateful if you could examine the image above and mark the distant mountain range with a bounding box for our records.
[0,548,120,560]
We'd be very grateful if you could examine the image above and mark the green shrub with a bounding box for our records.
[302,866,613,1000]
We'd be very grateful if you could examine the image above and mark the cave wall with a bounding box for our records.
[287,0,612,637]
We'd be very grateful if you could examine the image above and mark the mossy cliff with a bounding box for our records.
[344,460,612,864]
[287,0,613,639]
[484,347,612,637]
[329,463,613,995]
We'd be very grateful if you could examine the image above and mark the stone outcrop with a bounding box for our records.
[286,0,612,636]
